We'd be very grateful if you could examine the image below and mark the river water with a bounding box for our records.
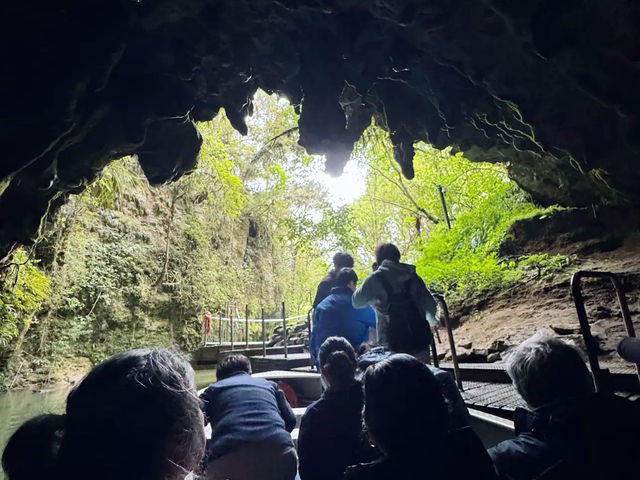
[0,369,217,480]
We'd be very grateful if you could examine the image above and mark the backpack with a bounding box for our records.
[378,273,432,353]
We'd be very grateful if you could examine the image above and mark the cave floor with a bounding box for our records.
[442,234,640,368]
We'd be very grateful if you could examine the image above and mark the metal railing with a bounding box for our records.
[571,270,640,392]
[434,294,463,390]
[203,303,307,358]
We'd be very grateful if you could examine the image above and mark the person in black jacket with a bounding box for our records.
[200,354,297,480]
[298,337,378,480]
[488,333,640,480]
[345,354,496,480]
[313,252,354,308]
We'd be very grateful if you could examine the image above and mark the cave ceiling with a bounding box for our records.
[1,0,640,258]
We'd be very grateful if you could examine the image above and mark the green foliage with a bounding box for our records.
[0,248,50,352]
[518,253,576,278]
[416,188,540,294]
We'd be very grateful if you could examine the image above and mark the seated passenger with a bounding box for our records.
[200,354,297,480]
[2,349,205,480]
[298,337,378,480]
[311,268,376,366]
[352,243,438,361]
[488,333,640,480]
[356,346,470,430]
[345,354,496,480]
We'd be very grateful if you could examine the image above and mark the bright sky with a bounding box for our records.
[316,156,368,207]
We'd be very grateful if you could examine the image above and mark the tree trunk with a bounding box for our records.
[156,189,179,287]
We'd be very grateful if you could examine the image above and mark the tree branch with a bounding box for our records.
[371,163,440,224]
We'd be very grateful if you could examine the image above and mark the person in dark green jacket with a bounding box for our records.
[352,243,437,360]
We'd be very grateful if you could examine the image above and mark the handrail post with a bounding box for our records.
[307,308,314,368]
[245,304,249,349]
[230,307,234,351]
[261,307,266,357]
[282,301,288,359]
[218,310,222,345]
[571,272,606,392]
[434,294,462,391]
[430,340,439,368]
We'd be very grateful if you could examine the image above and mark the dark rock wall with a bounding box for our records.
[2,0,640,258]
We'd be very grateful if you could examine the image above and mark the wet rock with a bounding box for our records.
[487,352,502,363]
[459,341,473,349]
[3,1,640,259]
[550,324,582,335]
[457,348,488,363]
[489,340,511,353]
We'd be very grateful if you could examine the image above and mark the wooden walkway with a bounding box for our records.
[197,347,640,419]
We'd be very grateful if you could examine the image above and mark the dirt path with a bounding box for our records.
[440,234,640,366]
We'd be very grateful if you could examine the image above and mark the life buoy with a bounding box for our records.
[202,311,212,335]
[277,380,298,408]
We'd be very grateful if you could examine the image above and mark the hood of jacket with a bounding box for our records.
[515,393,640,453]
[375,260,417,284]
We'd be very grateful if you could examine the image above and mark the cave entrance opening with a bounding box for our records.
[0,89,548,393]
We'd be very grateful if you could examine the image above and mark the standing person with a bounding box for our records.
[313,252,354,308]
[298,337,378,480]
[310,268,376,366]
[344,354,496,480]
[352,243,438,361]
[2,349,206,480]
[200,354,297,480]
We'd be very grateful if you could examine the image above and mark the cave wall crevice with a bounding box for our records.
[1,0,640,258]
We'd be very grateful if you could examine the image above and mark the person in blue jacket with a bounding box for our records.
[200,354,297,480]
[311,268,376,366]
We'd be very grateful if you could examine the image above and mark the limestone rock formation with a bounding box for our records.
[2,0,640,258]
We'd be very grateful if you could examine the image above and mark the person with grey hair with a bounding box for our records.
[488,333,640,480]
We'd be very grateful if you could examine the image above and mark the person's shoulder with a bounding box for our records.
[301,397,324,422]
[319,271,335,285]
[315,295,333,311]
[488,432,547,463]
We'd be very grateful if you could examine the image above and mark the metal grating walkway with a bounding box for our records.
[460,381,527,413]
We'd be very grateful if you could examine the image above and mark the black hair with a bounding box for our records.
[318,337,357,388]
[216,353,252,380]
[363,353,447,455]
[336,267,358,288]
[332,252,354,270]
[2,349,205,480]
[374,243,401,264]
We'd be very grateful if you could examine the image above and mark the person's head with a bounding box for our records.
[2,349,205,480]
[216,353,252,380]
[336,267,358,291]
[506,332,594,409]
[363,354,447,455]
[371,262,378,272]
[374,243,401,265]
[318,337,357,389]
[332,252,354,270]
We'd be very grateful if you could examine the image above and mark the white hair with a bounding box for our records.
[506,331,593,408]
